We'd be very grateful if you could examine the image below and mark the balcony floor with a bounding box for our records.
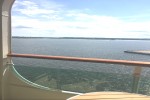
[68,92,150,100]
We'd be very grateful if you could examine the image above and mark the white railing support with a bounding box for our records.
[132,66,142,93]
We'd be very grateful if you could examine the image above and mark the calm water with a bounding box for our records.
[11,38,150,94]
[12,38,150,60]
[12,38,150,76]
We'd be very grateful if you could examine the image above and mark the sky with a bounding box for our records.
[12,0,150,38]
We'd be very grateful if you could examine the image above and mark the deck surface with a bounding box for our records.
[68,92,150,100]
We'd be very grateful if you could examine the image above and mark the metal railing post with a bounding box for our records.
[132,66,142,93]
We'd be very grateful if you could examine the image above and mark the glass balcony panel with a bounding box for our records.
[12,57,136,93]
[138,67,150,95]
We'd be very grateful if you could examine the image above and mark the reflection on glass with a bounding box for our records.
[12,58,136,93]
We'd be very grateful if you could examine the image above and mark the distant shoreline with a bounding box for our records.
[12,36,150,40]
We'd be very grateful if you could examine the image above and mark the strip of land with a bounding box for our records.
[12,36,150,40]
[124,50,150,55]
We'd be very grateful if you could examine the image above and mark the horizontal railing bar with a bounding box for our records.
[8,53,150,67]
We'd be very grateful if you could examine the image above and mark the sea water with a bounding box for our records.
[11,38,150,94]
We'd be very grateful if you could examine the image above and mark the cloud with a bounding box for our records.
[12,0,150,38]
[12,0,63,19]
[126,31,149,33]
[14,25,33,29]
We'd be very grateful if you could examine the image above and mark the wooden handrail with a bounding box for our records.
[8,53,150,67]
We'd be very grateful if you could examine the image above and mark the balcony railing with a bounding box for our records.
[8,53,150,94]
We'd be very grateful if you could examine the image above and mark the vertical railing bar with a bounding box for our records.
[132,66,142,93]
